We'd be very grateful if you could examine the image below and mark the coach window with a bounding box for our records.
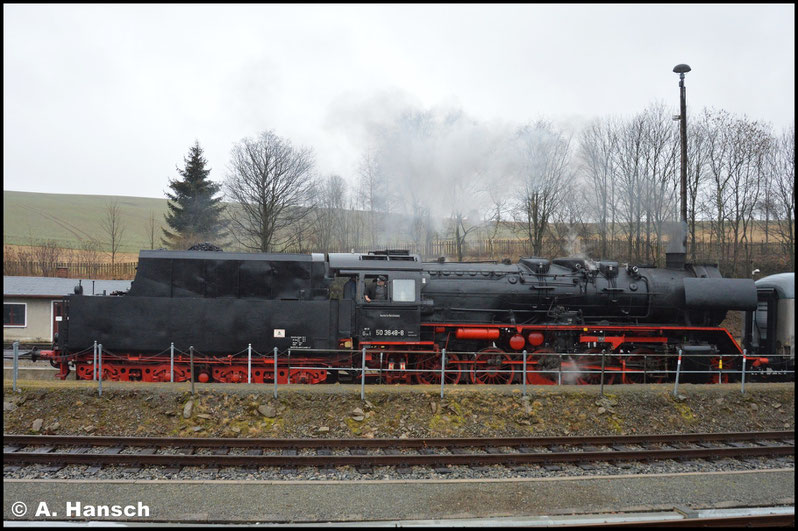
[4,303,26,327]
[392,279,416,302]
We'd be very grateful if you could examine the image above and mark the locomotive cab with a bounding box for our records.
[355,272,422,342]
[328,251,425,345]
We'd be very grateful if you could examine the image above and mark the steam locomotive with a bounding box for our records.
[42,248,792,385]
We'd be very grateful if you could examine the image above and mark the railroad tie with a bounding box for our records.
[316,448,334,471]
[279,448,298,474]
[126,448,157,473]
[66,447,90,454]
[102,446,124,455]
[31,446,55,454]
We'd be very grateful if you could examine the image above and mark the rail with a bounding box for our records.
[4,431,794,470]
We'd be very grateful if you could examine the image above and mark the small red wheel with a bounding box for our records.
[470,348,514,385]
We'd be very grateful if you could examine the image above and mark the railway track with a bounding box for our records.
[4,431,793,472]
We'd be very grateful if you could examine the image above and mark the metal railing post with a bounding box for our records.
[98,343,103,397]
[170,342,174,383]
[718,356,722,384]
[273,347,278,399]
[247,344,252,384]
[600,352,606,395]
[189,346,194,395]
[379,351,383,383]
[440,348,446,398]
[93,340,98,381]
[673,349,682,397]
[741,350,747,394]
[12,341,19,392]
[361,347,366,401]
[522,350,527,397]
[558,353,562,385]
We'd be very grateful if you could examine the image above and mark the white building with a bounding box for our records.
[3,276,131,345]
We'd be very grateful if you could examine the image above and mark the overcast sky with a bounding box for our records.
[3,4,794,199]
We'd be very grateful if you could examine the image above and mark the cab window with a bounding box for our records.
[392,279,416,302]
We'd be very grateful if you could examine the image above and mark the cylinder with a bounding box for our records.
[455,328,500,341]
[509,334,526,351]
[527,332,545,347]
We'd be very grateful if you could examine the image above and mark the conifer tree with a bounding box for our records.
[162,141,227,248]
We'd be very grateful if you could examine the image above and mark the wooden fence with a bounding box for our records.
[3,262,138,280]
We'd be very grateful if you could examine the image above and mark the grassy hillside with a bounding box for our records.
[3,190,786,258]
[3,190,169,253]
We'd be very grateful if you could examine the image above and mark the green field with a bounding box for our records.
[3,190,170,253]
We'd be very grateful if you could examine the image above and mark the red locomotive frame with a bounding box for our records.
[41,321,757,385]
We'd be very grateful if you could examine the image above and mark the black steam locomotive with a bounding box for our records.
[44,248,784,385]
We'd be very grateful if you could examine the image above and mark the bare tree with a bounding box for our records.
[578,117,619,258]
[482,191,508,260]
[144,210,159,250]
[511,121,575,256]
[32,240,63,277]
[79,238,103,277]
[686,109,712,261]
[224,131,316,252]
[101,200,126,267]
[772,124,795,270]
[639,103,679,264]
[311,174,348,252]
[549,190,591,257]
[357,149,387,250]
[449,209,481,262]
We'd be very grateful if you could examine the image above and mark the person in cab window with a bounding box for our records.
[365,275,388,302]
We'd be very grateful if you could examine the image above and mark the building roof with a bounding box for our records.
[3,276,132,298]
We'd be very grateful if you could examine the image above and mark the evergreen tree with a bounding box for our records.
[162,141,227,248]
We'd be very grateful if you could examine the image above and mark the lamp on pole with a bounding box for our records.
[673,63,691,253]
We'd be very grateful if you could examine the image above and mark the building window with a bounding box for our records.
[4,303,27,327]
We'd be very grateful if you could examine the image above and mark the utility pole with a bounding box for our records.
[673,63,691,253]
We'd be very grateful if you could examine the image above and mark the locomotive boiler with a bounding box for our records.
[43,248,769,385]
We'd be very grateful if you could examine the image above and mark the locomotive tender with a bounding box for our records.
[44,248,777,385]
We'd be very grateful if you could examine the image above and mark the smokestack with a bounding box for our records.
[665,220,687,269]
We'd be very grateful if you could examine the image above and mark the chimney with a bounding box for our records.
[665,220,687,270]
[56,267,69,278]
